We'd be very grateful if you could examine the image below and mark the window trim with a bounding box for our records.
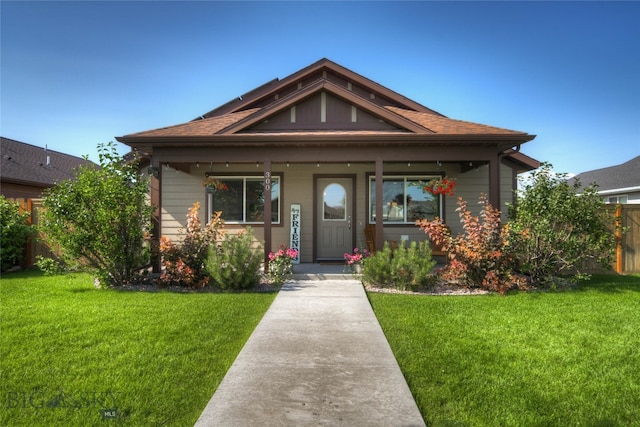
[205,173,282,225]
[366,173,444,224]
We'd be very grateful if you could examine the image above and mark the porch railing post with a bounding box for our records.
[375,157,384,251]
[264,160,272,272]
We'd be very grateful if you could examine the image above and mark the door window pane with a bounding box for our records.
[323,183,346,220]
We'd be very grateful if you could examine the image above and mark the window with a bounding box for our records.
[369,175,442,223]
[606,195,628,204]
[206,175,280,224]
[323,183,347,220]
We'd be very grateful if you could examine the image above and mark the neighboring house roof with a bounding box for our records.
[1,137,95,188]
[570,155,640,193]
[118,58,537,170]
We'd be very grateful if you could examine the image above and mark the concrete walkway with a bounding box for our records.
[194,270,425,426]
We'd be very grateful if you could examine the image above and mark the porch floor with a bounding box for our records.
[291,262,355,280]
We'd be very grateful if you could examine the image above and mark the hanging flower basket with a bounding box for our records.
[424,177,456,196]
[202,177,229,192]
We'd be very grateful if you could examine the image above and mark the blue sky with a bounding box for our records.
[2,1,639,176]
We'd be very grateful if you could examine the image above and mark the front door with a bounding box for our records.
[316,177,353,260]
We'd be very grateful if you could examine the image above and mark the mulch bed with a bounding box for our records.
[363,282,489,296]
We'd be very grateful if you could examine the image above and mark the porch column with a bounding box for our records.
[375,157,384,251]
[263,160,272,272]
[150,159,161,273]
[489,156,500,209]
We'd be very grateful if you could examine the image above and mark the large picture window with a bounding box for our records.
[206,175,280,224]
[369,175,442,223]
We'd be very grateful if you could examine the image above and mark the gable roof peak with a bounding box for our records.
[197,58,445,120]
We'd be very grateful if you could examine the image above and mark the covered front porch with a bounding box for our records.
[142,142,532,271]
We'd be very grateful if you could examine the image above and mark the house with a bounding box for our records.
[570,155,640,204]
[1,137,95,199]
[116,58,539,266]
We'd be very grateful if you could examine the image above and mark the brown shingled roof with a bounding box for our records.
[1,137,96,188]
[126,109,260,138]
[117,58,536,151]
[385,106,528,135]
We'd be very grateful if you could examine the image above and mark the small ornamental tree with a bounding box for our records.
[41,142,153,286]
[507,163,615,285]
[159,203,225,287]
[0,196,33,271]
[417,194,524,294]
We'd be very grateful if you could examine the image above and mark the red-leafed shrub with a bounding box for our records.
[159,203,225,287]
[417,194,526,294]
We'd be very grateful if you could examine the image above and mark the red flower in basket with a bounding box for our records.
[202,177,229,191]
[424,178,455,196]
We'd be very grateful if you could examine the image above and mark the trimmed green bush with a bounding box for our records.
[362,242,394,287]
[205,228,263,290]
[363,241,437,290]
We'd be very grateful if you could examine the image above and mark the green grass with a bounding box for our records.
[0,270,276,426]
[369,274,640,426]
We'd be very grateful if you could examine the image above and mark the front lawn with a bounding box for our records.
[369,274,640,426]
[0,270,276,426]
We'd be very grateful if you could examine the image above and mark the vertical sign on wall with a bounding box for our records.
[290,204,301,264]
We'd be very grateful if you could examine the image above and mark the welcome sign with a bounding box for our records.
[290,204,301,264]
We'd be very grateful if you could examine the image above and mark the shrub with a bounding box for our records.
[418,194,524,294]
[34,255,66,276]
[159,204,225,287]
[390,241,438,290]
[0,196,33,272]
[40,142,152,286]
[508,163,615,286]
[267,246,298,286]
[362,242,394,287]
[362,241,437,291]
[205,228,263,290]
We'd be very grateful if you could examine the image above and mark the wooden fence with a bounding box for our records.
[6,198,58,268]
[609,204,640,274]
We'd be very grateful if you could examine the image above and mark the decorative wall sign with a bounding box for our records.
[290,204,301,264]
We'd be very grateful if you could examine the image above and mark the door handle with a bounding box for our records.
[348,215,351,230]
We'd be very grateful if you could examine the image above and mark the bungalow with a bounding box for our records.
[116,58,539,267]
